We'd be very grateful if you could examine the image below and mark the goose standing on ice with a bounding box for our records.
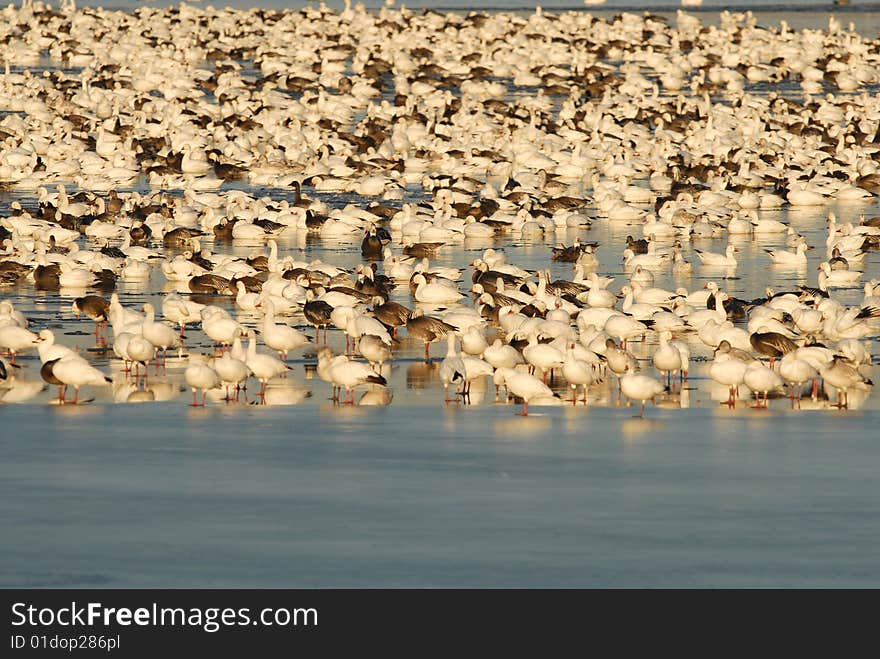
[494,367,557,416]
[743,361,784,409]
[0,324,38,363]
[72,295,110,345]
[820,356,873,409]
[184,354,221,407]
[406,310,457,361]
[652,330,682,389]
[47,355,113,404]
[257,300,310,361]
[141,303,182,365]
[619,365,665,418]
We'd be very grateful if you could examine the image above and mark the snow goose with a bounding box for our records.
[766,243,809,266]
[245,329,290,402]
[819,356,873,409]
[460,325,488,357]
[109,293,143,330]
[141,303,182,364]
[604,339,639,380]
[0,324,38,363]
[234,280,261,312]
[750,213,788,234]
[326,354,387,405]
[585,281,617,308]
[257,300,310,360]
[619,364,665,418]
[494,367,557,416]
[652,331,682,388]
[630,266,654,287]
[0,301,28,329]
[162,294,205,337]
[778,352,819,407]
[562,342,598,404]
[439,333,467,403]
[604,314,649,349]
[201,307,243,353]
[743,361,784,408]
[126,335,156,378]
[622,248,670,271]
[817,262,861,288]
[709,349,749,408]
[790,307,824,335]
[746,310,796,337]
[523,332,564,383]
[670,339,691,381]
[214,350,251,402]
[184,354,221,406]
[358,334,392,371]
[695,244,738,267]
[685,291,728,330]
[35,329,76,363]
[619,286,663,321]
[412,273,463,304]
[483,339,525,372]
[347,311,393,347]
[49,354,112,404]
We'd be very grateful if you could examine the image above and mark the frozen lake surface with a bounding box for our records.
[1,4,879,587]
[4,404,880,587]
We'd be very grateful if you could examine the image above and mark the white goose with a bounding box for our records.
[257,300,310,360]
[695,244,738,267]
[201,307,243,352]
[141,303,182,364]
[35,329,76,363]
[743,361,784,408]
[214,350,251,401]
[817,262,861,288]
[562,342,598,405]
[358,334,393,371]
[522,332,564,383]
[325,353,387,405]
[819,356,873,409]
[709,350,749,408]
[162,294,205,336]
[652,330,682,388]
[765,243,809,266]
[0,324,38,363]
[245,329,290,401]
[49,355,112,404]
[619,365,665,418]
[184,355,221,407]
[494,367,557,416]
[778,352,819,407]
[412,273,464,304]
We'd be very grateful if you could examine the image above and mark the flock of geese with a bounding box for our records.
[0,4,878,415]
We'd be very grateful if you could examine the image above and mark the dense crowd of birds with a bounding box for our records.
[0,3,879,415]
